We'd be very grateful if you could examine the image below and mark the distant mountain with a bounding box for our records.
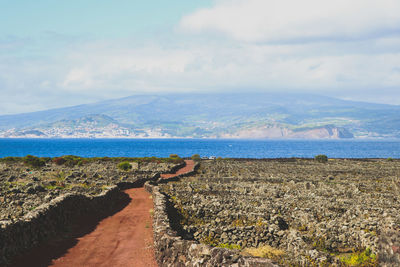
[0,93,399,139]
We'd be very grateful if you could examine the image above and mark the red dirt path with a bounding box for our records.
[161,160,195,179]
[49,187,157,267]
[10,160,195,267]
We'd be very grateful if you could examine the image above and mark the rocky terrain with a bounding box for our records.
[160,158,400,265]
[0,156,178,223]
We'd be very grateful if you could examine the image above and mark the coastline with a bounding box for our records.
[0,138,399,159]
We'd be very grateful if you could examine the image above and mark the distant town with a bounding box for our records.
[0,126,173,139]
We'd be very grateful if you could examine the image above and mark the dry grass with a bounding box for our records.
[241,245,285,260]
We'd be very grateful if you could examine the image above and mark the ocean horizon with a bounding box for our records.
[0,138,399,159]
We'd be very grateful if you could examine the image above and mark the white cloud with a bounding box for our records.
[62,67,93,88]
[58,43,196,93]
[180,0,400,43]
[54,40,400,93]
[1,37,400,115]
[1,1,400,115]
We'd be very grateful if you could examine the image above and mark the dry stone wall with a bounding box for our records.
[145,161,279,266]
[145,182,277,267]
[379,226,400,266]
[0,186,123,266]
[0,160,168,221]
[158,159,400,266]
[0,159,176,266]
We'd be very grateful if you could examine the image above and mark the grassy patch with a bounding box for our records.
[242,245,285,260]
[217,243,241,250]
[71,183,91,189]
[231,218,246,227]
[339,248,377,266]
[201,234,219,247]
[312,236,329,252]
[101,185,112,191]
[44,185,65,190]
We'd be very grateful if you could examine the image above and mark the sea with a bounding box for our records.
[0,138,399,159]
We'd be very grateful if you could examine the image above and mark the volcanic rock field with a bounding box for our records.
[0,157,176,223]
[1,156,400,266]
[160,158,400,266]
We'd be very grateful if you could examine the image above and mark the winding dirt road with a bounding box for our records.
[161,159,195,179]
[11,160,195,267]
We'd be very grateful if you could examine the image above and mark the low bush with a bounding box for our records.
[23,155,46,168]
[62,155,83,166]
[51,155,89,166]
[169,157,184,164]
[52,157,66,165]
[77,158,89,166]
[165,154,184,164]
[191,154,201,162]
[0,156,20,163]
[117,161,132,171]
[315,154,328,163]
[141,156,159,163]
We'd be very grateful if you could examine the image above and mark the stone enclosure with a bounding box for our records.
[0,158,174,222]
[159,159,400,266]
[1,157,400,266]
[0,157,177,265]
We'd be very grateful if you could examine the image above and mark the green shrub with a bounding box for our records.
[0,156,20,163]
[315,154,328,163]
[191,154,201,162]
[118,161,132,171]
[52,157,67,165]
[166,154,184,164]
[387,157,394,161]
[99,157,112,162]
[339,248,377,266]
[77,158,89,166]
[62,155,83,166]
[23,155,46,168]
[141,156,159,163]
[171,157,184,164]
[52,155,86,166]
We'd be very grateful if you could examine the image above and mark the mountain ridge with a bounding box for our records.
[0,93,399,139]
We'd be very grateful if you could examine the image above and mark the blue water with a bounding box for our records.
[0,138,399,158]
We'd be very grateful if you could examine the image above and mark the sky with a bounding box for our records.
[1,0,400,115]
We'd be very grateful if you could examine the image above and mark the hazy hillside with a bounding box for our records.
[0,93,399,138]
